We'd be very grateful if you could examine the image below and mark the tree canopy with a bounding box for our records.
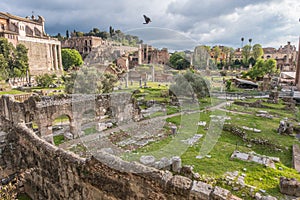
[169,52,190,70]
[243,58,279,80]
[170,70,210,98]
[252,44,264,61]
[61,48,83,71]
[63,67,118,94]
[0,38,29,81]
[242,45,252,67]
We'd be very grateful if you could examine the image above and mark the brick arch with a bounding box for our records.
[51,110,73,124]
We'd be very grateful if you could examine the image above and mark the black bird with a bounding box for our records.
[143,15,152,24]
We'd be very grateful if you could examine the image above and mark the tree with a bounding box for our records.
[0,54,9,81]
[35,73,56,87]
[66,30,69,38]
[170,70,210,98]
[64,67,118,94]
[212,46,221,64]
[169,52,190,70]
[14,44,29,80]
[61,48,83,71]
[244,58,278,80]
[252,44,264,61]
[242,45,252,67]
[0,38,29,81]
[109,26,115,37]
[249,38,252,47]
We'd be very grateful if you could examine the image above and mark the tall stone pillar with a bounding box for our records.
[295,37,300,89]
[57,45,63,71]
[138,44,142,65]
[53,45,58,71]
[49,44,54,71]
[152,65,155,82]
[286,42,291,65]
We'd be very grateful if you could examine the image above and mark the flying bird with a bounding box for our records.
[143,15,152,24]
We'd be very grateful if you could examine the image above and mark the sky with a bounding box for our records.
[2,0,300,51]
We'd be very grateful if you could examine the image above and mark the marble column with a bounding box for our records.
[49,44,54,71]
[57,45,63,71]
[53,44,58,71]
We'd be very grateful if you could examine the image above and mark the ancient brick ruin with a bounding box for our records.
[0,95,241,199]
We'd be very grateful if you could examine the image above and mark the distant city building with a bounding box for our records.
[0,12,63,76]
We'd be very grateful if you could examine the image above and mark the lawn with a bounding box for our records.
[121,98,300,198]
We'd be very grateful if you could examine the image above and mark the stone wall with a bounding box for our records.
[0,118,240,200]
[279,177,300,197]
[18,39,63,76]
[0,95,241,199]
[0,93,140,143]
[293,144,300,172]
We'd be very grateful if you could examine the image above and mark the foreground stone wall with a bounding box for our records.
[0,118,240,200]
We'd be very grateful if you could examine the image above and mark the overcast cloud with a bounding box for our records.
[2,0,300,51]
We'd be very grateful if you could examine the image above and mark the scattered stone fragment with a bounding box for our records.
[140,155,155,165]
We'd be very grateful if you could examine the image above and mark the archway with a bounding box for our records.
[52,114,71,145]
[81,109,98,136]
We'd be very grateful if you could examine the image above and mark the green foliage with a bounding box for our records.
[83,126,97,135]
[169,52,190,70]
[53,135,65,146]
[212,46,221,64]
[0,38,29,80]
[242,45,252,67]
[0,54,9,80]
[64,67,118,94]
[244,58,278,80]
[170,70,210,98]
[252,44,264,61]
[225,80,232,91]
[35,73,56,87]
[61,48,83,71]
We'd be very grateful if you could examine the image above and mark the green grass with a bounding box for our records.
[121,98,300,198]
[53,115,70,125]
[166,106,180,115]
[53,135,65,146]
[0,89,27,95]
[17,193,32,200]
[83,126,97,135]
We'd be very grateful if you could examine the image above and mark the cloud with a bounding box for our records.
[1,0,299,50]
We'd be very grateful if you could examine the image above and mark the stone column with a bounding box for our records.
[295,37,300,89]
[57,45,63,71]
[53,44,58,71]
[138,44,142,65]
[152,65,155,82]
[49,44,54,71]
[70,118,82,138]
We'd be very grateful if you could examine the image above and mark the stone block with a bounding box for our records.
[189,180,213,200]
[210,186,231,200]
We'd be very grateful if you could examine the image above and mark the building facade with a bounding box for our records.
[0,12,63,76]
[61,36,106,59]
[263,42,297,71]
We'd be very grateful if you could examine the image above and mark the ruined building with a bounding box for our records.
[61,36,107,59]
[263,41,298,71]
[134,44,170,66]
[0,12,63,76]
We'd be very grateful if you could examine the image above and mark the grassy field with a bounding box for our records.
[121,98,300,198]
